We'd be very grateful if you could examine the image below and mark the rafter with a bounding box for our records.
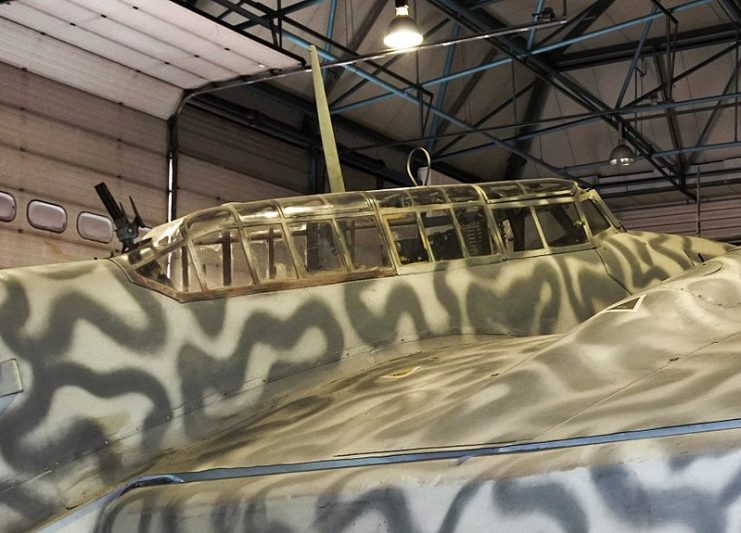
[684,55,741,172]
[654,55,687,180]
[505,0,615,180]
[324,0,387,96]
[556,23,738,70]
[426,0,689,194]
[430,48,498,142]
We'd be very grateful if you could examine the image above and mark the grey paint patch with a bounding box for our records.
[0,359,22,397]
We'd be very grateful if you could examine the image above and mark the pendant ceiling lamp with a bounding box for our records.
[609,122,635,166]
[609,138,636,166]
[383,0,423,49]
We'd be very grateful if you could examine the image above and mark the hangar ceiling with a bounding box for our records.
[2,0,741,241]
[0,0,300,116]
[167,0,741,210]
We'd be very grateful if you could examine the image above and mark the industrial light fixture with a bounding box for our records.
[609,139,635,166]
[383,0,423,49]
[609,122,635,166]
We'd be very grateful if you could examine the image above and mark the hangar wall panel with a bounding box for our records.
[613,197,741,242]
[0,63,168,269]
[178,155,296,215]
[0,17,180,118]
[177,107,309,203]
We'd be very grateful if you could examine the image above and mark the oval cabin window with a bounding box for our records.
[77,212,114,243]
[0,191,16,222]
[27,200,67,233]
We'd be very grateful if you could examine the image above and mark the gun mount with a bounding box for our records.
[95,182,144,252]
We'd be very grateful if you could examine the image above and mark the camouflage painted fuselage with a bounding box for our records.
[0,181,734,531]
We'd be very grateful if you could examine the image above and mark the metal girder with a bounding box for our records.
[654,55,687,178]
[217,0,246,19]
[433,89,741,161]
[332,1,712,117]
[330,20,450,110]
[188,94,410,186]
[598,171,741,200]
[282,30,578,182]
[427,0,687,193]
[555,0,616,50]
[536,0,614,48]
[324,0,337,50]
[326,16,563,113]
[556,23,738,70]
[234,0,325,30]
[648,0,678,24]
[684,55,741,171]
[527,0,546,49]
[245,83,482,184]
[336,82,536,156]
[503,81,549,180]
[503,0,615,181]
[495,42,740,147]
[467,0,508,8]
[201,0,431,96]
[322,0,338,82]
[434,81,536,157]
[561,139,741,177]
[615,7,656,108]
[430,48,498,142]
[324,0,387,96]
[172,0,741,191]
[427,25,461,153]
[174,0,573,182]
[423,2,609,113]
[427,0,710,81]
[718,0,741,24]
[166,0,305,62]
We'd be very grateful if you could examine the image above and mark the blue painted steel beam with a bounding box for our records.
[684,56,741,169]
[718,0,741,22]
[324,0,389,98]
[560,140,741,174]
[615,5,657,108]
[427,25,460,153]
[323,0,337,80]
[324,0,337,50]
[467,0,508,8]
[214,0,423,92]
[433,81,536,157]
[332,0,711,115]
[528,0,545,50]
[496,41,740,148]
[282,32,578,181]
[431,0,680,193]
[235,0,325,29]
[218,0,245,19]
[535,1,605,48]
[330,19,451,111]
[434,90,741,162]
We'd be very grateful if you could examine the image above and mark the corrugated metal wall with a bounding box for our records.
[177,155,297,214]
[0,16,181,118]
[176,106,307,214]
[612,197,741,242]
[0,61,168,269]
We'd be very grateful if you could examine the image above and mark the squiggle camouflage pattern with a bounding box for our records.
[0,193,734,531]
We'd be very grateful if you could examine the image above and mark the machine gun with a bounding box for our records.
[95,182,144,252]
